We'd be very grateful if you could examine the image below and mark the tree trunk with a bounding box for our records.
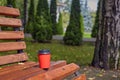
[91,0,120,70]
[91,0,104,68]
[107,0,120,69]
[23,0,28,28]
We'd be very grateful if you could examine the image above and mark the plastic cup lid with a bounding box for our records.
[38,49,50,54]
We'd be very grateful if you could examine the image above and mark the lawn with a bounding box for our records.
[25,38,94,66]
[83,32,91,38]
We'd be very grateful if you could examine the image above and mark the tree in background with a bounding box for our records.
[0,0,6,31]
[91,0,120,70]
[0,0,6,6]
[32,0,52,42]
[7,0,16,7]
[23,0,28,28]
[1,0,16,31]
[91,0,100,38]
[25,0,35,33]
[57,12,63,35]
[50,0,57,35]
[63,0,83,45]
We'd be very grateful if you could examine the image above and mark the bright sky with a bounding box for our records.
[88,0,98,11]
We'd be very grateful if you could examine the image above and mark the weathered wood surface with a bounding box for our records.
[0,17,22,27]
[0,53,28,65]
[0,62,38,75]
[0,61,66,80]
[26,63,80,80]
[0,6,20,16]
[0,31,24,39]
[0,41,26,52]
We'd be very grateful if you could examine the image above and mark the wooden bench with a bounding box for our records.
[0,6,86,80]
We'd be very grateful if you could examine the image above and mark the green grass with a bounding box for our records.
[25,38,94,66]
[83,32,91,38]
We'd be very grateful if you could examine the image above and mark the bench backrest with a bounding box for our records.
[0,6,28,65]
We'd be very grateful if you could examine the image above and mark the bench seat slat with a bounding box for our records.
[0,62,38,75]
[0,31,24,39]
[26,63,80,80]
[0,6,20,17]
[0,41,26,52]
[0,61,66,80]
[0,17,22,27]
[0,53,28,65]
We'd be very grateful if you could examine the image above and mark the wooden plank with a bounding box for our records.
[26,63,80,80]
[0,6,20,17]
[0,31,24,39]
[0,62,38,75]
[0,53,28,65]
[0,61,66,80]
[20,61,67,80]
[0,17,22,27]
[0,41,26,52]
[72,74,86,80]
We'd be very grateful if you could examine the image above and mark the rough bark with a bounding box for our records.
[92,0,120,70]
[107,0,120,69]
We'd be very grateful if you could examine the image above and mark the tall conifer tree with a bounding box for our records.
[25,0,35,33]
[32,0,52,42]
[64,0,83,45]
[50,0,57,35]
[91,0,100,38]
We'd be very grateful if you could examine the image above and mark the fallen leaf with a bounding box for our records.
[112,75,117,78]
[98,74,103,77]
[85,71,89,74]
[88,77,95,80]
[83,68,87,70]
[101,69,106,73]
[96,73,103,77]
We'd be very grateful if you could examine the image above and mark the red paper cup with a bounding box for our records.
[38,49,51,69]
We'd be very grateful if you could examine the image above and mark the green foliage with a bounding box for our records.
[7,0,16,7]
[80,15,84,35]
[25,22,34,33]
[32,0,52,42]
[62,12,70,28]
[64,0,83,45]
[0,0,6,6]
[57,13,63,35]
[91,0,100,38]
[25,0,35,33]
[50,0,57,35]
[36,26,52,42]
[84,32,91,38]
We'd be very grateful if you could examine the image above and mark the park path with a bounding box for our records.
[25,33,96,42]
